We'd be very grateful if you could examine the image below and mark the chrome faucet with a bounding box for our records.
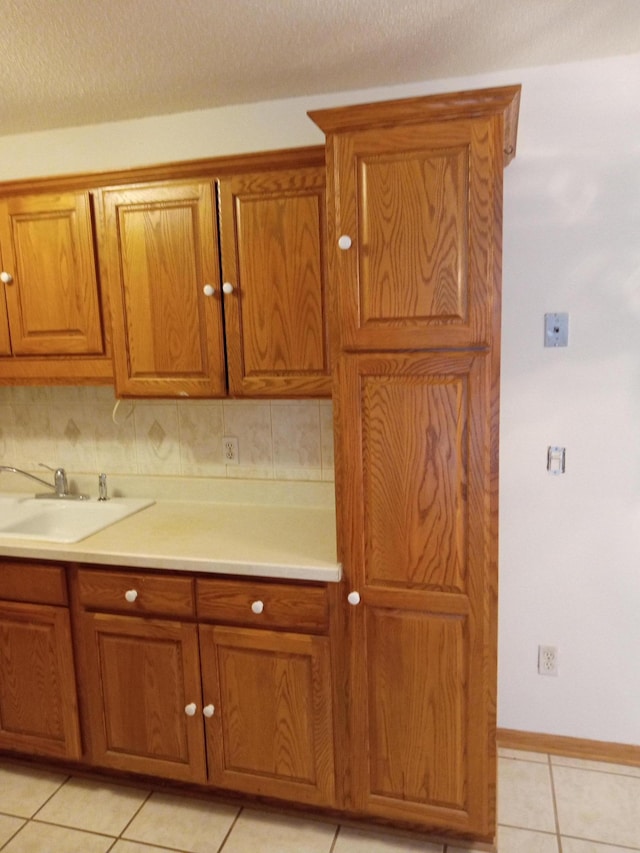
[0,465,89,500]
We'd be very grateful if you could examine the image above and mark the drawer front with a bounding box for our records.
[0,560,67,605]
[196,578,329,633]
[77,568,194,618]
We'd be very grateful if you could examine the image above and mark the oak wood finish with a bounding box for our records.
[313,117,504,352]
[0,600,81,759]
[0,560,67,605]
[0,191,105,356]
[498,729,640,768]
[196,578,329,632]
[218,166,331,397]
[310,85,520,842]
[76,567,194,618]
[199,624,335,805]
[79,611,206,782]
[98,181,227,397]
[335,351,495,834]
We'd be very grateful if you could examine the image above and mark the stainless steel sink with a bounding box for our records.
[0,493,154,543]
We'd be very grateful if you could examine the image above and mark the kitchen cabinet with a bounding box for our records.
[75,567,206,782]
[0,190,112,383]
[309,85,521,842]
[98,181,227,398]
[0,560,82,760]
[197,577,335,806]
[73,566,335,804]
[98,152,330,399]
[218,165,330,397]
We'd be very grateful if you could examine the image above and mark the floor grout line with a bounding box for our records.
[547,754,563,853]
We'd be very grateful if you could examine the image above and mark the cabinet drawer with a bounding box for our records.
[77,568,194,618]
[0,560,67,605]
[196,578,329,633]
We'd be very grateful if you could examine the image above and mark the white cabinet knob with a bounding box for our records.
[0,271,13,284]
[124,589,138,603]
[203,704,215,718]
[222,282,234,295]
[203,284,215,296]
[251,600,264,614]
[338,235,352,250]
[347,591,361,606]
[184,702,197,717]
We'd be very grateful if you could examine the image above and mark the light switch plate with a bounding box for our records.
[544,313,569,347]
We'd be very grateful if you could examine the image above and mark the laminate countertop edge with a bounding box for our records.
[0,499,342,583]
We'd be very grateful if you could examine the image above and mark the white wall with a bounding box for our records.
[1,52,639,746]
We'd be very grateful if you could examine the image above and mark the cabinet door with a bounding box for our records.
[0,192,105,356]
[0,601,82,760]
[311,89,520,352]
[334,350,497,839]
[218,167,331,397]
[199,624,335,806]
[99,182,226,397]
[79,612,206,782]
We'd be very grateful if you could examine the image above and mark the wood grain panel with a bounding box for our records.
[0,192,104,356]
[0,560,67,605]
[81,612,206,781]
[332,349,496,835]
[0,601,81,759]
[99,181,226,397]
[366,607,467,808]
[359,146,468,326]
[76,568,194,618]
[196,578,328,632]
[362,370,467,592]
[324,116,502,351]
[200,625,335,805]
[219,167,330,397]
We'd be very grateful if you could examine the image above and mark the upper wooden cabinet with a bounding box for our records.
[99,181,227,398]
[0,191,112,383]
[98,150,330,398]
[218,166,330,397]
[310,86,520,352]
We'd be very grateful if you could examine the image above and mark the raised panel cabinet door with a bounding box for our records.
[99,182,226,397]
[218,167,331,397]
[0,192,105,355]
[199,624,336,806]
[79,612,206,782]
[310,86,520,351]
[333,350,497,840]
[0,601,82,760]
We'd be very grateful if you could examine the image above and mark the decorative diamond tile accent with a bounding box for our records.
[147,420,166,453]
[64,419,82,445]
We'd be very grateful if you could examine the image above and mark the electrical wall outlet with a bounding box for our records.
[222,436,239,464]
[538,645,558,676]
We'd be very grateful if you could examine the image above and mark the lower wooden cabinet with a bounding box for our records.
[73,566,336,805]
[0,560,82,760]
[79,612,207,782]
[200,624,335,806]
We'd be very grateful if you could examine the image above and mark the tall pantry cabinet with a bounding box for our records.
[310,85,520,842]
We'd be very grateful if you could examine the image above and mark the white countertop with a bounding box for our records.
[0,480,342,583]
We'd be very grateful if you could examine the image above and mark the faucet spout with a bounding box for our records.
[0,465,56,491]
[0,465,89,500]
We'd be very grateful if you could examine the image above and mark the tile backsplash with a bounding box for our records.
[0,387,334,483]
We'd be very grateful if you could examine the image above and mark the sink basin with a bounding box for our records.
[0,493,154,543]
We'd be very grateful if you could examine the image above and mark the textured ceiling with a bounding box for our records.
[2,0,640,136]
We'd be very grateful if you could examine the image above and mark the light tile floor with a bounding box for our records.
[0,749,638,852]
